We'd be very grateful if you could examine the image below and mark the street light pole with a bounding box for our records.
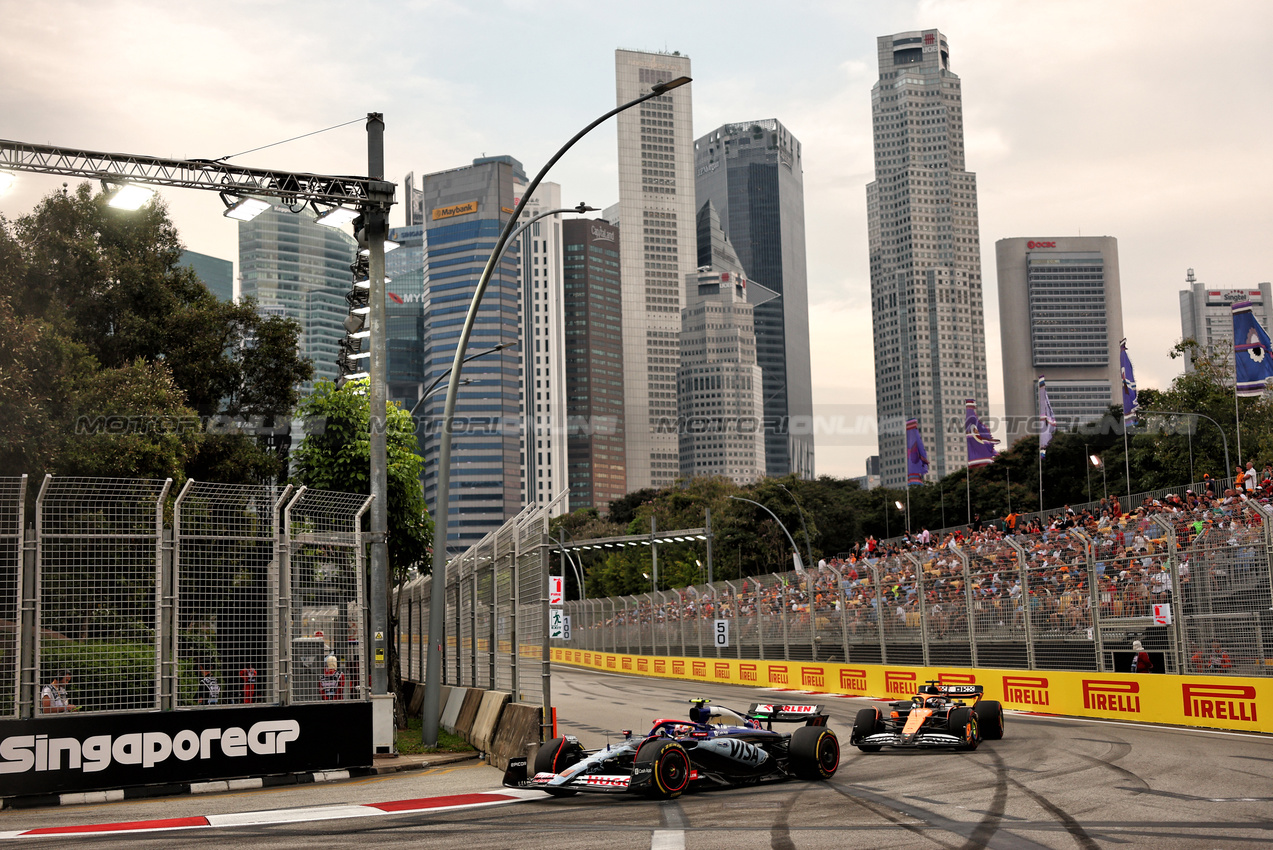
[729,495,803,572]
[778,482,815,571]
[420,75,691,747]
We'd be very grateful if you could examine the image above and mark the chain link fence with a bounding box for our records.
[558,500,1273,678]
[0,476,370,717]
[396,492,562,709]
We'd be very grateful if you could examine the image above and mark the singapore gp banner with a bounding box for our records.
[0,702,371,798]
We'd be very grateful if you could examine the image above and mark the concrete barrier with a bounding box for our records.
[454,687,486,740]
[440,687,467,735]
[487,702,543,770]
[405,682,427,717]
[471,690,511,754]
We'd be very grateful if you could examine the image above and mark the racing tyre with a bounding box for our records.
[852,707,883,752]
[973,700,1004,741]
[790,726,840,779]
[948,707,979,751]
[535,737,585,797]
[635,739,691,799]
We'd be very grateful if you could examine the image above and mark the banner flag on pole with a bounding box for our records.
[1232,301,1273,396]
[965,398,998,467]
[1120,338,1139,425]
[906,418,929,485]
[1037,376,1056,458]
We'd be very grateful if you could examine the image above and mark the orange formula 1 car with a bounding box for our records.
[850,681,1004,752]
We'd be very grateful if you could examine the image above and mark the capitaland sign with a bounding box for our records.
[590,225,616,243]
[0,703,370,798]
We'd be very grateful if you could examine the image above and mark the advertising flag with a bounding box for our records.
[965,399,998,467]
[1120,339,1139,425]
[906,418,929,485]
[1232,301,1273,396]
[1037,376,1056,458]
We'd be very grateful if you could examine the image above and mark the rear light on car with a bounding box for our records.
[891,711,900,718]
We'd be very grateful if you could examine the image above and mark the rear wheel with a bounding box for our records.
[635,739,691,799]
[790,726,840,779]
[852,707,883,752]
[948,707,978,751]
[535,737,584,797]
[973,700,1005,740]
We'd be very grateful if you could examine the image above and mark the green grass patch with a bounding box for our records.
[394,715,476,755]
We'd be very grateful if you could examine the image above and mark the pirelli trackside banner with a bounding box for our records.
[551,649,1268,734]
[0,702,372,797]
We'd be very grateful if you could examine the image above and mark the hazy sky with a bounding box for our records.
[3,0,1269,479]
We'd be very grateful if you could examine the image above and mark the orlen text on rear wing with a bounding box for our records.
[747,704,828,726]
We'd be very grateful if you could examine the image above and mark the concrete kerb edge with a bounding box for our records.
[0,752,481,810]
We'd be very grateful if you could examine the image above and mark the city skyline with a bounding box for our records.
[3,1,1270,480]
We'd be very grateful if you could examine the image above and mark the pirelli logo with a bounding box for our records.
[801,666,825,688]
[768,665,789,685]
[621,657,632,670]
[606,656,616,669]
[1003,675,1050,706]
[637,658,649,672]
[692,661,707,678]
[431,200,478,220]
[573,651,581,663]
[583,653,591,665]
[715,662,730,680]
[885,670,917,696]
[739,664,758,682]
[1183,684,1258,723]
[672,661,685,675]
[1083,680,1141,714]
[653,660,666,673]
[839,668,868,693]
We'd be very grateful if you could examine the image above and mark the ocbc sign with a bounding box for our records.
[1027,240,1056,249]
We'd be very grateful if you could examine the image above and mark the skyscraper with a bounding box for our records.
[997,237,1124,447]
[519,182,568,513]
[678,202,766,484]
[385,222,427,408]
[866,29,989,487]
[239,205,357,388]
[179,250,233,302]
[562,217,627,511]
[614,48,696,491]
[694,119,814,479]
[1179,269,1273,373]
[416,156,526,553]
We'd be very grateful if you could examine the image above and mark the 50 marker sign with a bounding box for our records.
[714,619,730,648]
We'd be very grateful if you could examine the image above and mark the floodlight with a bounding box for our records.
[360,239,399,257]
[107,183,155,210]
[1089,455,1102,467]
[315,205,359,228]
[222,196,271,222]
[895,501,904,511]
[0,171,15,194]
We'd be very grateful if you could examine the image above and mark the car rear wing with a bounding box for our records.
[746,703,828,724]
[939,685,984,699]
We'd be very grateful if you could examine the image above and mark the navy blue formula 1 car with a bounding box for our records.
[850,681,1005,752]
[504,699,839,799]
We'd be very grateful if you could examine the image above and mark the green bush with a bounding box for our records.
[40,640,157,712]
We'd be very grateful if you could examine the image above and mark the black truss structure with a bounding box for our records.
[0,139,394,209]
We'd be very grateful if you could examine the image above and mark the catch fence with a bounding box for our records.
[558,499,1273,678]
[396,491,563,709]
[0,475,371,718]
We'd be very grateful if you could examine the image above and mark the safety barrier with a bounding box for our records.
[551,648,1270,734]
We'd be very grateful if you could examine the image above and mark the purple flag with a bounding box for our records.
[1037,376,1056,458]
[906,418,929,485]
[965,399,999,467]
[1233,301,1273,396]
[1120,339,1139,425]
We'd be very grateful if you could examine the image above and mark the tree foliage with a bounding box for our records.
[0,184,313,483]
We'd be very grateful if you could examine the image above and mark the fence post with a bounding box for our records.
[160,526,176,711]
[510,534,520,700]
[1071,528,1106,672]
[905,553,930,667]
[1006,536,1037,670]
[20,477,35,717]
[280,487,304,705]
[540,531,551,733]
[1151,515,1189,674]
[870,561,887,664]
[953,543,977,668]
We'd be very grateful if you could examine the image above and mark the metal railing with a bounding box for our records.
[0,475,371,717]
[557,497,1273,678]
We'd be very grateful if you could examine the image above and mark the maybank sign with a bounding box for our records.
[432,200,479,221]
[551,649,1271,734]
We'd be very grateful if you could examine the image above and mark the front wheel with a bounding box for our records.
[852,707,883,752]
[790,726,840,779]
[948,707,978,751]
[635,739,692,799]
[535,737,584,797]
